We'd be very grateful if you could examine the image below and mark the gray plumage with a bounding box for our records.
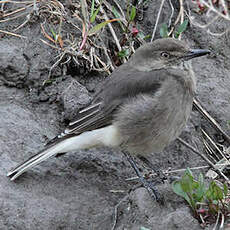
[7,38,210,181]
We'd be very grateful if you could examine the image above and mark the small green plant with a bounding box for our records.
[160,23,169,38]
[172,168,205,211]
[111,2,138,61]
[172,169,230,227]
[160,19,188,38]
[80,0,119,50]
[174,19,188,38]
[117,49,130,58]
[126,4,136,32]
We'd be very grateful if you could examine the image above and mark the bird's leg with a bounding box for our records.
[138,156,167,183]
[138,156,181,184]
[123,151,163,203]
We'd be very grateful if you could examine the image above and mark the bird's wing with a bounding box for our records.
[47,67,168,145]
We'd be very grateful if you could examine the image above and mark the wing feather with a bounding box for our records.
[46,66,168,146]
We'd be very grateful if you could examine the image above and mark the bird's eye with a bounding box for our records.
[161,52,170,58]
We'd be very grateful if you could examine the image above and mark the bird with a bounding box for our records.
[7,38,210,200]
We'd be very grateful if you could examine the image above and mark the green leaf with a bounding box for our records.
[174,31,179,39]
[90,5,101,23]
[206,189,212,201]
[112,6,120,18]
[223,183,228,196]
[140,227,150,230]
[90,0,102,23]
[129,5,136,21]
[88,19,119,36]
[217,188,224,200]
[172,181,192,206]
[50,27,58,41]
[126,0,130,21]
[180,169,194,193]
[186,167,193,176]
[43,79,54,86]
[196,173,205,201]
[90,0,95,18]
[144,34,151,40]
[177,19,188,34]
[214,183,224,200]
[112,6,124,31]
[198,173,204,185]
[118,49,130,58]
[80,0,89,25]
[160,23,168,38]
[206,181,224,201]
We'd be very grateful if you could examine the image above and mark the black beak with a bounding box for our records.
[184,49,211,60]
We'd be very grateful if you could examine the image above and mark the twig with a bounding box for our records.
[200,0,230,21]
[177,137,229,181]
[202,128,230,163]
[166,163,230,174]
[200,213,205,224]
[95,0,122,52]
[213,210,220,230]
[220,212,225,229]
[193,98,230,144]
[186,3,228,36]
[178,0,184,40]
[0,29,27,38]
[186,12,220,29]
[203,139,221,162]
[206,28,228,36]
[113,0,125,19]
[0,0,33,4]
[13,14,31,31]
[48,51,66,78]
[168,0,184,36]
[151,0,166,42]
[93,54,111,73]
[2,5,30,17]
[219,0,229,18]
[0,12,28,22]
[39,38,62,50]
[167,0,174,28]
[103,0,145,46]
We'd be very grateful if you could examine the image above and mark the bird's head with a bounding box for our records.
[130,38,210,71]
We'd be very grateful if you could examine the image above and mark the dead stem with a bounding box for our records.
[0,29,27,38]
[150,0,166,42]
[193,98,230,144]
[177,137,229,181]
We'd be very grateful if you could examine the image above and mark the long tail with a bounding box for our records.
[7,125,120,181]
[7,134,78,181]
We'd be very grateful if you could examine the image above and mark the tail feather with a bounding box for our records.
[7,125,119,181]
[7,141,67,181]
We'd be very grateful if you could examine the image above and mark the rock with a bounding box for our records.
[58,78,91,121]
[116,186,201,230]
[0,41,29,87]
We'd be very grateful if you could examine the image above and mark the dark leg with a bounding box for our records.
[123,151,164,203]
[138,156,167,182]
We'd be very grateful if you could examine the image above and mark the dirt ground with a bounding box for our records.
[0,0,230,229]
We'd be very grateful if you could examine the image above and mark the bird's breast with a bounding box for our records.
[114,76,194,156]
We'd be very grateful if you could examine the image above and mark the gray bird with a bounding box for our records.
[7,38,210,200]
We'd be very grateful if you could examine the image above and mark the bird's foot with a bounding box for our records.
[123,151,164,203]
[138,156,167,183]
[138,175,164,204]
